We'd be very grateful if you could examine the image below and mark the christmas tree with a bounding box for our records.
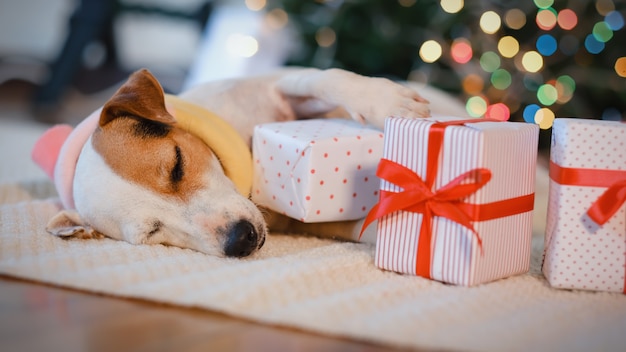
[261,0,625,146]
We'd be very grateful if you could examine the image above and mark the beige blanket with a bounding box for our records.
[1,120,625,352]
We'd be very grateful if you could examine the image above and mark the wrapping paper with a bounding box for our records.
[372,116,539,286]
[252,119,383,222]
[543,118,626,293]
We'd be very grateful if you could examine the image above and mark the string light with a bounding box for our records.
[537,84,558,105]
[419,40,442,63]
[451,38,472,64]
[462,74,484,94]
[592,21,613,42]
[605,11,624,30]
[440,0,464,14]
[491,69,511,90]
[595,0,615,16]
[523,104,541,123]
[555,75,576,103]
[557,9,577,30]
[226,34,258,58]
[466,96,488,117]
[497,36,519,58]
[534,107,555,129]
[521,51,543,72]
[616,57,626,78]
[479,11,501,34]
[534,0,554,9]
[584,34,605,54]
[480,51,500,72]
[245,0,266,11]
[316,27,336,47]
[485,103,510,121]
[504,9,526,30]
[536,9,557,30]
[536,34,557,56]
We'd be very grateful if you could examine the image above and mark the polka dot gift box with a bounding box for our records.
[361,116,539,286]
[543,118,626,294]
[252,118,384,223]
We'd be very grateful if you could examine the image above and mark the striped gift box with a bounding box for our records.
[372,116,539,286]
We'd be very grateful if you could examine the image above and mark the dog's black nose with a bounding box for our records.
[224,220,258,257]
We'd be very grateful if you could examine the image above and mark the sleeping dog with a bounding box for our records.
[33,68,446,258]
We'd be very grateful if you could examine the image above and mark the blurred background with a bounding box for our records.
[0,0,624,148]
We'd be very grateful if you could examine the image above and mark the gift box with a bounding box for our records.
[252,118,384,222]
[361,116,539,286]
[542,118,626,293]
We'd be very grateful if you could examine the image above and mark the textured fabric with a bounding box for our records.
[2,120,626,352]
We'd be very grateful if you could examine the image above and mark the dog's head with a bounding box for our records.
[46,70,266,257]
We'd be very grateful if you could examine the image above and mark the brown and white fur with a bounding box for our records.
[46,68,462,258]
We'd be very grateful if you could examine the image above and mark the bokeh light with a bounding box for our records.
[536,34,557,56]
[498,36,519,58]
[266,8,289,29]
[534,107,555,129]
[419,40,443,63]
[440,0,464,14]
[533,0,554,9]
[595,0,615,16]
[462,74,484,94]
[504,9,526,30]
[605,11,624,30]
[485,103,510,121]
[555,75,576,103]
[480,11,501,34]
[523,104,541,123]
[226,34,259,58]
[557,9,578,30]
[480,51,500,72]
[521,51,543,72]
[559,35,579,55]
[523,74,543,91]
[491,69,512,90]
[316,27,336,47]
[584,34,605,54]
[592,21,613,42]
[616,57,626,78]
[245,0,266,11]
[602,107,622,121]
[451,38,473,64]
[536,9,557,30]
[537,84,558,105]
[398,0,417,7]
[466,96,488,117]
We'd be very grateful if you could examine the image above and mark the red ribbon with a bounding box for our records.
[361,119,535,278]
[549,161,626,225]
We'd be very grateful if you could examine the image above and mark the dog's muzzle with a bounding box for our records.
[224,220,263,257]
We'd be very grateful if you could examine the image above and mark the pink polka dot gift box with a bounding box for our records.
[361,116,539,286]
[252,118,384,223]
[543,118,626,293]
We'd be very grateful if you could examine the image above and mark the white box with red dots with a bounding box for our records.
[251,118,384,223]
[543,118,626,293]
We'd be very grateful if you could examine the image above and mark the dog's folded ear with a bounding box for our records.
[100,69,176,127]
[46,210,105,240]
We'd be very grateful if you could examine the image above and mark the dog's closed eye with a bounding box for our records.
[171,146,184,185]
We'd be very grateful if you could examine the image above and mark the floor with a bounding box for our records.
[0,73,419,352]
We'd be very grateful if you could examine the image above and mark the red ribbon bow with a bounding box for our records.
[361,119,535,278]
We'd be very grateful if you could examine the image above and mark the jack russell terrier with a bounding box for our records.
[32,68,461,258]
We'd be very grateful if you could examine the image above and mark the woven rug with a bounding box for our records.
[1,120,625,352]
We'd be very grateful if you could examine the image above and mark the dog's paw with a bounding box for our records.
[342,75,431,130]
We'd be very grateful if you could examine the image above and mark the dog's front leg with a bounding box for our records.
[276,68,431,129]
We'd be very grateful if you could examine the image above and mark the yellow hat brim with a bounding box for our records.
[165,94,252,196]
